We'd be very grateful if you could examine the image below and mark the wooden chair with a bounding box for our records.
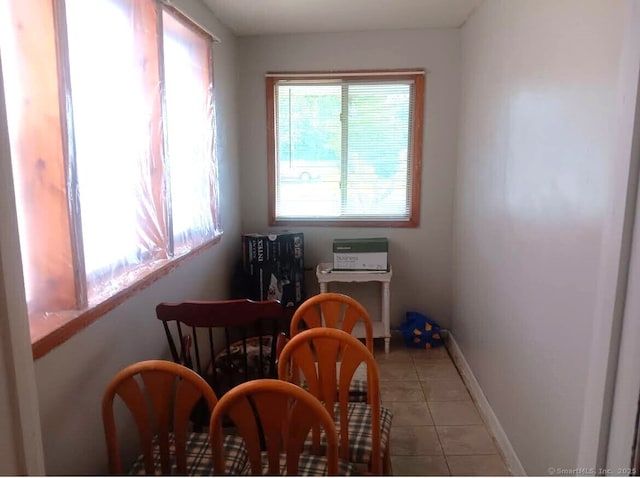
[102,360,245,475]
[290,293,374,402]
[156,299,288,426]
[209,379,356,475]
[278,328,393,475]
[290,293,374,349]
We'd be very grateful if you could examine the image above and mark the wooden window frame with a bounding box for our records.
[265,69,425,227]
[2,0,221,359]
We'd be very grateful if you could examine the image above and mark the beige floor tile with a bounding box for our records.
[428,401,484,426]
[411,346,451,361]
[385,401,433,426]
[378,361,419,381]
[437,425,498,455]
[349,362,368,381]
[415,360,460,381]
[391,455,450,476]
[374,346,414,363]
[421,378,471,401]
[390,426,443,456]
[373,337,510,476]
[381,381,426,402]
[446,455,510,476]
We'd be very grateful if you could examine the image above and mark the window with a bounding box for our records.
[266,70,424,226]
[0,0,221,357]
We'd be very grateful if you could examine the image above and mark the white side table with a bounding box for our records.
[316,263,393,354]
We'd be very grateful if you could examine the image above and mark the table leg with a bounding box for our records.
[319,283,328,294]
[382,282,391,355]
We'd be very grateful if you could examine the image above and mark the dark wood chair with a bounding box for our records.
[155,299,289,427]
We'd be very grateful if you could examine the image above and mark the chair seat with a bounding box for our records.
[301,362,370,402]
[245,450,357,476]
[345,379,368,402]
[219,434,356,476]
[303,402,393,466]
[210,336,276,379]
[128,432,247,475]
[301,378,369,403]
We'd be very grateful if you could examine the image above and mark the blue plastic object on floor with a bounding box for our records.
[398,311,444,349]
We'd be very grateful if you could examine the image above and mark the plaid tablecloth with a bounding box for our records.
[128,431,246,475]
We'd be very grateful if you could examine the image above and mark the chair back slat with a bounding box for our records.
[209,379,339,476]
[162,321,180,364]
[102,360,218,475]
[156,299,288,427]
[278,328,383,474]
[290,293,374,352]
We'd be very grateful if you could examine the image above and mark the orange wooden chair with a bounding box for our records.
[278,328,393,475]
[101,360,245,475]
[290,293,374,350]
[209,379,356,475]
[290,293,374,402]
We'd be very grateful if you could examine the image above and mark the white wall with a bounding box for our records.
[453,0,633,473]
[26,1,242,474]
[0,54,44,475]
[0,332,20,475]
[237,30,460,329]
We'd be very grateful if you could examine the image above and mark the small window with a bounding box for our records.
[266,70,425,227]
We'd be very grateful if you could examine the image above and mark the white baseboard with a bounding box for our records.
[444,330,526,476]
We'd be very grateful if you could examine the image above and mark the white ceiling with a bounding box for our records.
[203,0,483,37]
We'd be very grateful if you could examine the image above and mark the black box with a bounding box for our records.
[242,233,305,307]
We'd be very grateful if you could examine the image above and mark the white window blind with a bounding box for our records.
[270,73,422,224]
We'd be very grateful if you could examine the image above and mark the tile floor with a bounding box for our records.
[373,335,511,476]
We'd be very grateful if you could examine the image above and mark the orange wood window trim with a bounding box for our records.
[409,73,425,226]
[161,5,218,250]
[266,77,278,225]
[266,68,424,79]
[136,0,168,257]
[8,0,78,312]
[30,236,221,360]
[270,219,419,228]
[266,70,424,227]
[160,3,217,44]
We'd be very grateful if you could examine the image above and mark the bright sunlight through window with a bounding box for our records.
[267,71,424,227]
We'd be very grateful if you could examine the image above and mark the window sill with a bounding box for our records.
[30,237,220,360]
[270,218,419,227]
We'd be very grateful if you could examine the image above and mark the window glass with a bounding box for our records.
[162,10,219,254]
[0,0,221,352]
[276,84,341,217]
[66,0,163,281]
[346,83,410,217]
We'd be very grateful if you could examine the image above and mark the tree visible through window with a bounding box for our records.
[0,0,221,356]
[266,70,424,226]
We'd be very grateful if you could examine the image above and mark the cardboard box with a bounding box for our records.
[243,232,304,267]
[333,237,388,271]
[244,263,305,307]
[242,233,305,307]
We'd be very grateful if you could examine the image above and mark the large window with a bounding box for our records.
[266,70,424,226]
[0,0,221,357]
